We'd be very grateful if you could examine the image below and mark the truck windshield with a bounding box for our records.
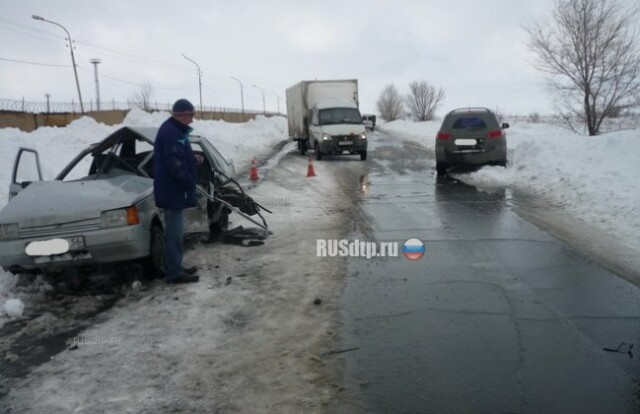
[319,108,363,125]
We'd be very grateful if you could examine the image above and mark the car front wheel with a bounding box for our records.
[148,224,166,278]
[209,205,230,235]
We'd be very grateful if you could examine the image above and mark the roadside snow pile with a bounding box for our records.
[1,272,22,325]
[121,108,288,171]
[380,120,440,152]
[0,113,288,206]
[2,297,24,319]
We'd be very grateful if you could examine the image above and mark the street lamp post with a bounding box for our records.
[253,84,266,115]
[32,15,84,113]
[182,53,202,114]
[230,76,244,114]
[89,58,101,111]
[271,91,281,114]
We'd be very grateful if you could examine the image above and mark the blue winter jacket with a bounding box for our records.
[153,117,198,210]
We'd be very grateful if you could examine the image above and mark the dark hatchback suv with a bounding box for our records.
[435,108,509,176]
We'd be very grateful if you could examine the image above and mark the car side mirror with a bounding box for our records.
[502,123,510,129]
[21,181,33,189]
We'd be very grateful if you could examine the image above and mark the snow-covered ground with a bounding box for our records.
[0,112,639,411]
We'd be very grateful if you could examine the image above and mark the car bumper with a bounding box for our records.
[436,142,506,165]
[0,225,150,272]
[318,139,367,154]
[441,150,506,165]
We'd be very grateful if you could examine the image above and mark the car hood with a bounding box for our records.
[0,175,153,227]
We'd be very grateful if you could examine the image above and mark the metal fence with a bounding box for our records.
[0,98,271,115]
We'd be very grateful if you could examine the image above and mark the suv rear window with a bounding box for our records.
[452,117,486,129]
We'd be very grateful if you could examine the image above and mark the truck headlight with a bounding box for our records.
[0,223,19,241]
[100,206,140,228]
[360,133,367,140]
[322,133,332,141]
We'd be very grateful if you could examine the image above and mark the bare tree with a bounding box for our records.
[376,84,405,121]
[405,81,445,121]
[526,0,640,135]
[132,82,154,111]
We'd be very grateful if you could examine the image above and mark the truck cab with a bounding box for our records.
[308,101,368,161]
[362,114,376,131]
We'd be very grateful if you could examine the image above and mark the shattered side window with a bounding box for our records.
[60,152,95,181]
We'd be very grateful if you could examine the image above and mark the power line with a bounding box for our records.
[1,17,191,73]
[0,17,272,97]
[76,65,193,90]
[0,24,65,45]
[76,39,192,72]
[0,56,70,67]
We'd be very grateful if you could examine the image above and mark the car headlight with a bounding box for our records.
[100,206,140,228]
[0,223,19,241]
[322,133,332,141]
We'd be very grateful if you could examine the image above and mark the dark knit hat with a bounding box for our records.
[171,99,195,114]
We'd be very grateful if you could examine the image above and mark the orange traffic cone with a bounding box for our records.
[249,159,260,181]
[306,157,316,177]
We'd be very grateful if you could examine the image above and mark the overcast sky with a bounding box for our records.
[1,0,637,116]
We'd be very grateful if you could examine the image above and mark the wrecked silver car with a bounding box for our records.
[0,126,267,276]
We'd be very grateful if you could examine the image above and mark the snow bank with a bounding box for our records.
[2,297,24,318]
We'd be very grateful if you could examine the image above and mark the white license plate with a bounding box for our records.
[25,236,84,256]
[338,141,353,146]
[455,139,477,146]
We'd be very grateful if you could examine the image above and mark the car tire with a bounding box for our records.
[148,224,166,278]
[316,142,323,161]
[436,162,448,176]
[300,139,307,156]
[360,150,367,161]
[209,205,230,235]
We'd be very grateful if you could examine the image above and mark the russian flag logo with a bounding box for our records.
[402,238,425,260]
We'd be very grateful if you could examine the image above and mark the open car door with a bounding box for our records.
[10,148,43,201]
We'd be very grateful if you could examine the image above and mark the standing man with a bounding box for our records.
[153,99,200,284]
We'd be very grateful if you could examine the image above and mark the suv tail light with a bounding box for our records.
[437,131,452,140]
[487,130,503,139]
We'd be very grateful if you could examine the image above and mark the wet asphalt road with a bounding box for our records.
[334,131,640,414]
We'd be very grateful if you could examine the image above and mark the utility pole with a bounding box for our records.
[182,53,202,114]
[89,58,101,111]
[32,15,84,113]
[230,76,245,114]
[252,83,266,115]
[271,91,281,114]
[45,93,51,113]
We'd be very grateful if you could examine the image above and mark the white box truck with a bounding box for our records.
[286,79,367,161]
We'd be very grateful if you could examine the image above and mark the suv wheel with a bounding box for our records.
[436,162,449,176]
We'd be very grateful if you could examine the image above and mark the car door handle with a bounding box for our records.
[9,191,18,196]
